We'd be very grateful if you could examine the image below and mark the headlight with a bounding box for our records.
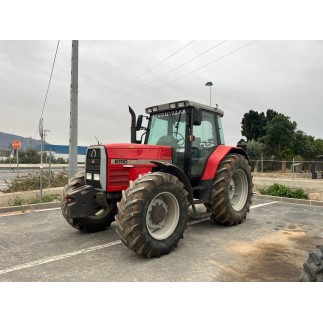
[86,173,92,180]
[93,174,100,181]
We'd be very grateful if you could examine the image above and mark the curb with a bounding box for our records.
[0,201,61,215]
[253,194,323,207]
[0,187,63,207]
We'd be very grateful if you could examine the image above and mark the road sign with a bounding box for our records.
[12,140,22,150]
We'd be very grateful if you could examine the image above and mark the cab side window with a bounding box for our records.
[191,111,218,176]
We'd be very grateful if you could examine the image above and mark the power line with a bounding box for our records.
[77,40,196,113]
[79,40,257,121]
[49,40,196,132]
[127,40,258,104]
[33,40,60,139]
[51,40,257,133]
[107,40,227,104]
[64,40,227,123]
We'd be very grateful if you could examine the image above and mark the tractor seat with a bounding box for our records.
[192,137,201,149]
[156,135,176,147]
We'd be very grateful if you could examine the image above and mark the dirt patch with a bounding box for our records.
[217,224,323,282]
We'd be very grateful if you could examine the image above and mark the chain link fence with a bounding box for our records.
[250,159,323,179]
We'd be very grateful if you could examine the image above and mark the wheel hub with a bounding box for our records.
[151,203,167,224]
[147,198,169,230]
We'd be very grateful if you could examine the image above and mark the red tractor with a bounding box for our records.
[62,100,253,257]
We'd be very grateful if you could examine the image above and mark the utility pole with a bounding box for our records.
[39,118,44,199]
[69,40,79,179]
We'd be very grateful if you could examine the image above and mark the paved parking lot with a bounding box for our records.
[0,198,322,282]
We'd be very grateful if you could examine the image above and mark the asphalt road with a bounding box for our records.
[0,199,323,282]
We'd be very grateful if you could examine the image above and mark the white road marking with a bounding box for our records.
[0,200,278,276]
[250,201,279,209]
[0,240,121,276]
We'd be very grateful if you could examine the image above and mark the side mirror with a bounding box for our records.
[193,108,202,126]
[136,115,143,130]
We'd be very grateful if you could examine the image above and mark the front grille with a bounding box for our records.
[85,148,102,189]
[109,169,129,187]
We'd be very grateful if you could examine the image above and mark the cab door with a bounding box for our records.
[190,110,219,177]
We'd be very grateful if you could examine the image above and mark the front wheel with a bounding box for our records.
[115,172,189,257]
[61,171,117,232]
[205,153,253,225]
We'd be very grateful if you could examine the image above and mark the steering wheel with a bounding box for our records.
[173,132,185,146]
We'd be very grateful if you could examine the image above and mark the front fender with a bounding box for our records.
[150,161,194,206]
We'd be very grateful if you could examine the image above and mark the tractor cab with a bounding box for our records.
[143,100,225,179]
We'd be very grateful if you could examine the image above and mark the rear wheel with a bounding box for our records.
[115,172,189,257]
[299,245,323,282]
[205,153,253,225]
[61,171,117,232]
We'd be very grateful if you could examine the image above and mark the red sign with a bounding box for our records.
[12,140,22,150]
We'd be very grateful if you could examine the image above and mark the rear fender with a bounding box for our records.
[201,145,249,181]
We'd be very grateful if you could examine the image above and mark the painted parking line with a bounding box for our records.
[0,200,278,276]
[0,240,122,276]
[250,201,278,209]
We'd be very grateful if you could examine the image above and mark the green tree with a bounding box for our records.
[313,139,323,157]
[261,114,297,159]
[246,139,264,160]
[265,109,279,123]
[293,131,315,160]
[241,110,266,141]
[1,148,67,164]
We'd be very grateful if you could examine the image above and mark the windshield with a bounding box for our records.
[146,109,186,148]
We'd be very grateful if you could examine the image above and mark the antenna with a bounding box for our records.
[95,136,100,145]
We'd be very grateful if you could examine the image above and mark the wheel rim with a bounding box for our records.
[146,192,180,240]
[229,169,248,211]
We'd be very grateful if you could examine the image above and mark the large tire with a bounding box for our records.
[61,171,117,232]
[299,245,323,282]
[205,153,253,225]
[115,172,189,257]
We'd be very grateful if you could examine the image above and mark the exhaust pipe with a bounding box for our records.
[129,106,137,143]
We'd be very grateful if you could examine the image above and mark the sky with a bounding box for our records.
[1,39,322,149]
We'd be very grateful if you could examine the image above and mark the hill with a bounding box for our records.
[0,131,42,151]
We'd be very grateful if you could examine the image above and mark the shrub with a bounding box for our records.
[8,196,24,206]
[259,183,308,199]
[8,194,60,206]
[2,171,68,193]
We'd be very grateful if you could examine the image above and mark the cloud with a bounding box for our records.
[0,40,322,149]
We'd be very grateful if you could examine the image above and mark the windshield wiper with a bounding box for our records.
[174,111,183,137]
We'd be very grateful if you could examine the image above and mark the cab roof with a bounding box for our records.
[145,100,224,117]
